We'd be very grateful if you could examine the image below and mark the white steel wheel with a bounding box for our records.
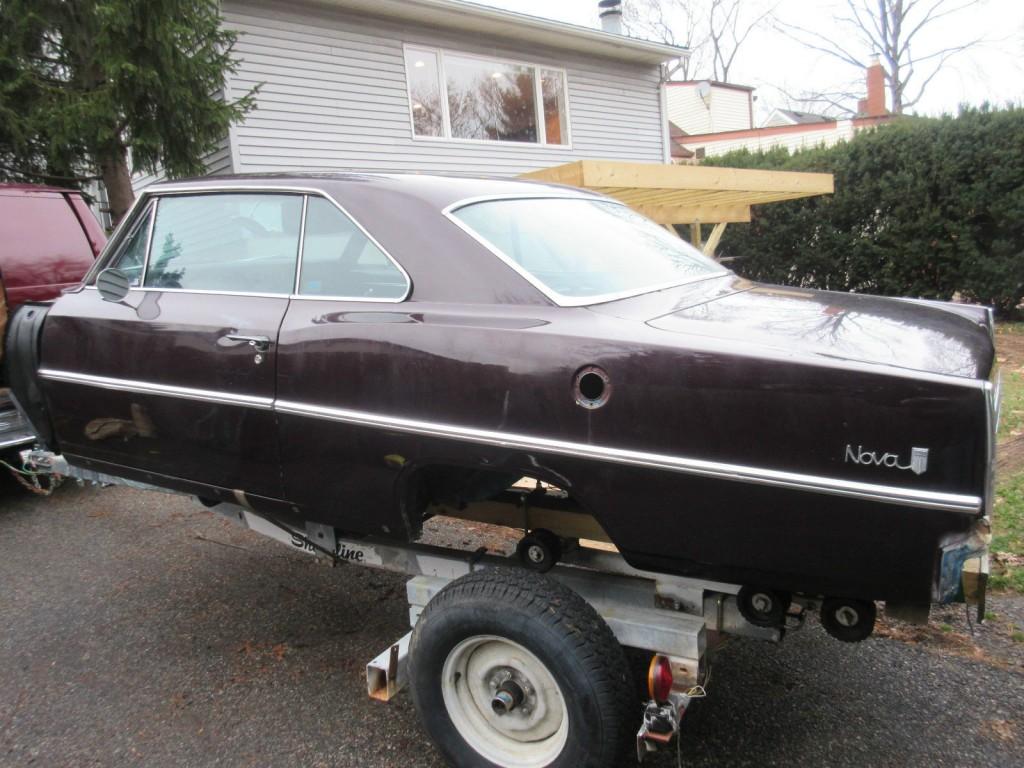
[408,567,633,768]
[441,635,569,767]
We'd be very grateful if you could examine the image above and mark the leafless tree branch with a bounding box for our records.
[776,0,985,113]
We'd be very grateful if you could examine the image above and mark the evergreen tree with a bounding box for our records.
[0,0,255,223]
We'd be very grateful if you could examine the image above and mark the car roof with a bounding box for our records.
[0,182,81,195]
[147,171,601,211]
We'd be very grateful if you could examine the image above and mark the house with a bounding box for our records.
[665,80,755,136]
[131,0,686,193]
[675,58,896,159]
[762,108,830,128]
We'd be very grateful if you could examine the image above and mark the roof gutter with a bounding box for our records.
[309,0,689,64]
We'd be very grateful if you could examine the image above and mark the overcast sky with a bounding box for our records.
[474,0,1024,121]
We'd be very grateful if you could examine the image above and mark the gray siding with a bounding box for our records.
[222,0,667,176]
[131,134,233,196]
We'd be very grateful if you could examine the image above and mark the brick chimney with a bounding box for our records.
[857,55,888,116]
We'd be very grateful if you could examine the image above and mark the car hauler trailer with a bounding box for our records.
[19,449,894,767]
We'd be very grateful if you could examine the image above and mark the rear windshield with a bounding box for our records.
[451,197,726,305]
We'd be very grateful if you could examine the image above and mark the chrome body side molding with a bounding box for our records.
[36,368,983,515]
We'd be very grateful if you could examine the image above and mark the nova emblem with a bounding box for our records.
[845,445,929,475]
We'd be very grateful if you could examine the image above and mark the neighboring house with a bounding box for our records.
[132,0,684,193]
[664,80,754,136]
[676,58,896,159]
[762,108,830,128]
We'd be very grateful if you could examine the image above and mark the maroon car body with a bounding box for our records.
[0,183,104,453]
[0,184,105,310]
[8,174,997,611]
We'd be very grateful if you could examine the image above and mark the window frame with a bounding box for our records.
[87,186,412,303]
[442,194,731,308]
[402,44,572,149]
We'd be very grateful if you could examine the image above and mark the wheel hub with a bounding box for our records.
[835,605,860,627]
[751,593,773,613]
[441,636,569,767]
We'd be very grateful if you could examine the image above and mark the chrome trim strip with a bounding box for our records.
[441,195,730,308]
[275,399,983,514]
[38,369,274,410]
[82,285,291,299]
[36,371,984,514]
[295,195,308,295]
[140,196,159,287]
[0,433,35,450]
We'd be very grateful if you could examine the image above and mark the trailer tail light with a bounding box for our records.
[647,655,674,703]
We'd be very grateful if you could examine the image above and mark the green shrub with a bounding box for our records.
[706,106,1024,317]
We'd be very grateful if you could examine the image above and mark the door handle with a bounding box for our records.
[225,334,272,352]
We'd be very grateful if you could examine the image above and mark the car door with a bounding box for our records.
[38,189,304,503]
[274,194,416,535]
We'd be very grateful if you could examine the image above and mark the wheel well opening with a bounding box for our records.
[403,464,613,548]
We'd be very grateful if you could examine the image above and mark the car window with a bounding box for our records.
[298,197,407,300]
[144,193,302,294]
[107,203,153,287]
[452,198,727,305]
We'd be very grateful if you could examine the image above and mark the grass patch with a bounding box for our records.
[990,473,1024,592]
[992,324,1024,592]
[996,325,1024,441]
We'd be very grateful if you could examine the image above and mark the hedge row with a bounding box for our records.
[704,106,1024,316]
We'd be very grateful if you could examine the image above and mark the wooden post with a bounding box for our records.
[702,222,728,260]
[689,222,703,249]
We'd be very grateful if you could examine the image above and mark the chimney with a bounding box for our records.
[859,55,887,116]
[599,0,623,35]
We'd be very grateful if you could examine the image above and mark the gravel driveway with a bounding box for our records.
[1,479,1021,767]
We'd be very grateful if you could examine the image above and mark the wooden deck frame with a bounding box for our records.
[521,160,834,257]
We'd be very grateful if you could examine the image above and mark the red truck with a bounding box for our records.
[0,183,105,454]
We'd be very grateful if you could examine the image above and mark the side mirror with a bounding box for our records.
[96,268,132,302]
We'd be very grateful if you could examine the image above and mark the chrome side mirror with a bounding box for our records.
[96,268,132,302]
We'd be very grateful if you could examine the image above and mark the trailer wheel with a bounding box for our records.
[408,567,632,768]
[737,585,791,627]
[516,529,561,573]
[820,597,876,642]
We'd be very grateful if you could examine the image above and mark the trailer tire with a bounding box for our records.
[408,567,633,768]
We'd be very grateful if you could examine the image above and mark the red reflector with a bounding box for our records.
[647,655,674,702]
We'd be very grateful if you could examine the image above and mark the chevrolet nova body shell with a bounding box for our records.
[21,174,997,607]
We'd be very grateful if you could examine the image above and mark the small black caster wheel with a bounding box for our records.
[516,529,562,573]
[820,597,876,642]
[737,586,791,627]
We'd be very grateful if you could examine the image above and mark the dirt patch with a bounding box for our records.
[997,435,1024,478]
[996,328,1024,365]
[876,594,1024,672]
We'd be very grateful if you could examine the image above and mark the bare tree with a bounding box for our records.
[625,0,773,82]
[777,0,984,113]
[625,0,706,80]
[708,0,775,82]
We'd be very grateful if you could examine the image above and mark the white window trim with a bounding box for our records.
[402,43,572,149]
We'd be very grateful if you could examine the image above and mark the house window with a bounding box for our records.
[403,46,570,146]
[404,48,444,137]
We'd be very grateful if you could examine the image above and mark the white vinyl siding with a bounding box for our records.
[220,0,666,176]
[131,134,233,196]
[665,84,751,135]
[685,121,874,158]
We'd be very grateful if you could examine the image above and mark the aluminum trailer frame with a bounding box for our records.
[25,450,803,761]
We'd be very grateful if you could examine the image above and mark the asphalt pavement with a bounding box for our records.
[1,478,1021,767]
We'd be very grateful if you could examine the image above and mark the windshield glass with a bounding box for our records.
[451,197,727,305]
